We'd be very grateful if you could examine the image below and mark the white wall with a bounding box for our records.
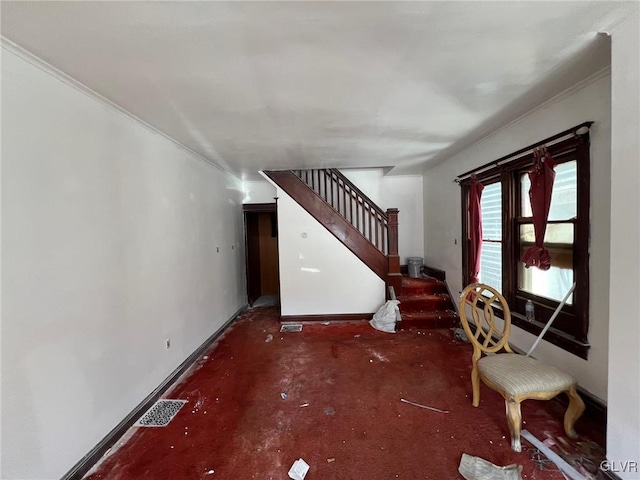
[275,187,385,316]
[423,72,612,401]
[341,169,424,263]
[340,168,384,205]
[1,50,246,479]
[242,180,277,204]
[382,176,425,263]
[607,13,640,477]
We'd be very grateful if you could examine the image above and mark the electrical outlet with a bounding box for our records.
[165,338,171,349]
[216,246,219,253]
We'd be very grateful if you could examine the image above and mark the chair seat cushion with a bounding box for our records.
[478,353,575,397]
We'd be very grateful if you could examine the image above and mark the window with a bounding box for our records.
[518,161,576,304]
[461,128,590,359]
[479,182,502,292]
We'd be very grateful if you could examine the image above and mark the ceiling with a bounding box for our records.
[1,2,634,179]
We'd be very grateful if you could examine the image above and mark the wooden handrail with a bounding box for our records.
[264,170,389,280]
[286,168,401,294]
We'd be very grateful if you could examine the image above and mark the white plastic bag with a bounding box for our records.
[369,300,400,333]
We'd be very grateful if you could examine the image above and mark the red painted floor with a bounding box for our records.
[84,307,606,480]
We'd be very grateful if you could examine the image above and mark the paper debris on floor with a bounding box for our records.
[288,458,310,480]
[458,453,523,480]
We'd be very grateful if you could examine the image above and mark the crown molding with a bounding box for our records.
[424,64,612,174]
[1,36,239,181]
[481,65,611,142]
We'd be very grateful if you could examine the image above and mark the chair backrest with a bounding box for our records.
[459,283,513,355]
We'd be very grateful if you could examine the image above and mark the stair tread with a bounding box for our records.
[402,275,445,286]
[398,310,458,330]
[398,293,450,301]
[401,310,457,319]
[400,276,448,296]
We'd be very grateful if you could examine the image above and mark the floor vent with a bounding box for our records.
[281,324,303,333]
[136,399,187,427]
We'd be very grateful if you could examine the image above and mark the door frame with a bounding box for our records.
[243,203,279,306]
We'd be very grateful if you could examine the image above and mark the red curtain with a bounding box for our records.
[468,175,484,284]
[521,147,556,270]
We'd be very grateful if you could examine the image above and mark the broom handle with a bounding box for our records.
[526,283,576,357]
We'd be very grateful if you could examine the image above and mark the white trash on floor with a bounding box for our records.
[288,458,310,480]
[458,453,523,480]
[369,300,400,333]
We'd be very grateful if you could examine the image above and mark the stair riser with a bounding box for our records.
[399,317,458,330]
[399,299,451,312]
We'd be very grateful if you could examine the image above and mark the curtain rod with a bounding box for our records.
[455,121,593,182]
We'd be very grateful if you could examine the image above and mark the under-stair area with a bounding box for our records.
[265,168,459,328]
[264,168,403,295]
[397,275,458,330]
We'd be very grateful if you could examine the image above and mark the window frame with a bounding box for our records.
[460,132,590,359]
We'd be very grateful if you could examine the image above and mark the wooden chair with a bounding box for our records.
[458,283,585,452]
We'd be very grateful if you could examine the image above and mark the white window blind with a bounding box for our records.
[479,182,502,292]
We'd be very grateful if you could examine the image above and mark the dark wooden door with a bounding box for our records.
[244,204,279,306]
[245,212,262,305]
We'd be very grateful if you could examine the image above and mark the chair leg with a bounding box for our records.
[471,365,480,407]
[505,397,523,452]
[564,385,585,439]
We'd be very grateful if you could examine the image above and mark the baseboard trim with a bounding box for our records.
[61,305,247,480]
[281,313,373,322]
[422,265,446,281]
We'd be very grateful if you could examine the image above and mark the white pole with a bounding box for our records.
[521,430,586,480]
[526,282,576,357]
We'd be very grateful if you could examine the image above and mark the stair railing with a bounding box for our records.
[293,169,380,251]
[292,169,399,267]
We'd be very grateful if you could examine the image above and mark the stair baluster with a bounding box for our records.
[266,168,400,293]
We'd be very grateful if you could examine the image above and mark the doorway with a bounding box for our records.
[244,204,280,306]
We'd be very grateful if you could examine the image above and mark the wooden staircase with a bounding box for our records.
[263,168,402,293]
[397,275,458,329]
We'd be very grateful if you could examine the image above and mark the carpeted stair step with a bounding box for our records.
[401,276,448,296]
[395,274,459,330]
[399,310,458,329]
[398,293,451,313]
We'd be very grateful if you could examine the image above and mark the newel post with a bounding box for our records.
[386,208,402,296]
